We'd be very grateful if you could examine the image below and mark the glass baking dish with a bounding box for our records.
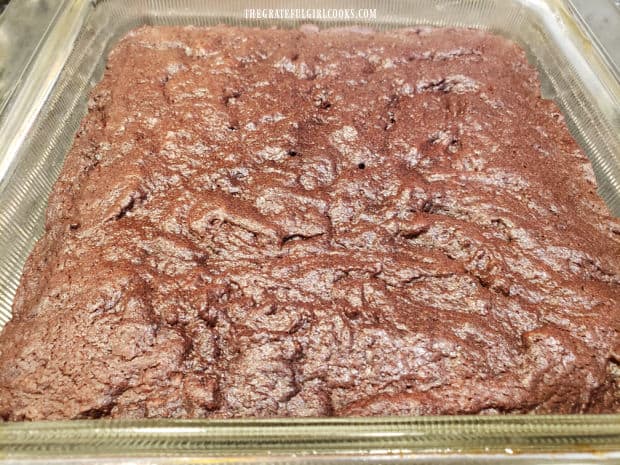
[0,0,619,463]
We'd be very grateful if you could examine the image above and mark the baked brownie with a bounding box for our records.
[0,25,619,420]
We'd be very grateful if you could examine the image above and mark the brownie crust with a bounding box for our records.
[0,25,619,420]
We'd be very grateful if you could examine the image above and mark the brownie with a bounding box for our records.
[0,25,619,420]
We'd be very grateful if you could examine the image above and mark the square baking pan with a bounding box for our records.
[0,0,619,463]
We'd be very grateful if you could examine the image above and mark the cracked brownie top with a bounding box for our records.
[0,25,619,420]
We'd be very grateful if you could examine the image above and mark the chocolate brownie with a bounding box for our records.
[0,25,619,420]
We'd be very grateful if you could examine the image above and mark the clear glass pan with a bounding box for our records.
[0,0,619,463]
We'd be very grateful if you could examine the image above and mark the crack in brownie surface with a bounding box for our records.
[0,25,619,420]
